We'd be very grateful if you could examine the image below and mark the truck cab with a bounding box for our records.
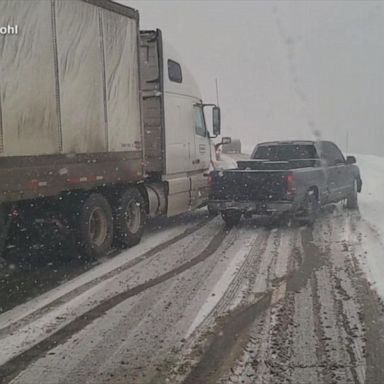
[140,30,220,216]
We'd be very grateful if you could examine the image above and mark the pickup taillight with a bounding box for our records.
[287,174,296,195]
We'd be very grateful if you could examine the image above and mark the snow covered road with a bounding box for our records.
[0,154,383,384]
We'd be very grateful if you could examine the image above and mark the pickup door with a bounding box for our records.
[316,141,354,202]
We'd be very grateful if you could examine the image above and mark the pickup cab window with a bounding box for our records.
[318,142,345,166]
[252,144,317,161]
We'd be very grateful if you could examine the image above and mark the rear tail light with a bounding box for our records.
[287,174,296,195]
[207,174,213,186]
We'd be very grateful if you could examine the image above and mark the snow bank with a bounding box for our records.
[353,154,384,301]
[356,154,384,241]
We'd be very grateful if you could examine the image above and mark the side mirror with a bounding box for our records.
[346,155,356,164]
[212,106,221,136]
[214,136,231,151]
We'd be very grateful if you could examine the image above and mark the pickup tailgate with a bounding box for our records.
[210,169,290,202]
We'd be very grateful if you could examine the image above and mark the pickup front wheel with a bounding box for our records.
[346,180,359,210]
[221,209,242,226]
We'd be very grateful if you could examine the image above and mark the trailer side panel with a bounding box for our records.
[0,0,143,204]
[0,0,60,156]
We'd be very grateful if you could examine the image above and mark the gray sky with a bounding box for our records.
[121,0,384,156]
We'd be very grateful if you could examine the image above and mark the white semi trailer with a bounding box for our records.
[0,0,224,257]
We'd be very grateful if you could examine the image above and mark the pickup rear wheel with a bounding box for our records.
[221,209,242,226]
[296,192,319,226]
[75,193,113,259]
[113,188,146,248]
[346,180,359,210]
[207,204,219,217]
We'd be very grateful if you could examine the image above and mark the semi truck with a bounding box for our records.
[0,0,224,258]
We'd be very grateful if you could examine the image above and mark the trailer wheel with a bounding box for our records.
[221,209,242,227]
[75,194,113,259]
[113,188,146,248]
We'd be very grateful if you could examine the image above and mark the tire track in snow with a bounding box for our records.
[184,226,275,344]
[213,228,271,314]
[0,225,228,384]
[181,225,324,384]
[343,212,384,383]
[0,217,212,341]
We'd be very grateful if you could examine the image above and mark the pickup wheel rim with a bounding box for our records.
[88,207,108,247]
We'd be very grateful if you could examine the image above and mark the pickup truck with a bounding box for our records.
[208,140,362,226]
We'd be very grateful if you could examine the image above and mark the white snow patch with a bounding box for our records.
[357,154,384,241]
[352,219,384,301]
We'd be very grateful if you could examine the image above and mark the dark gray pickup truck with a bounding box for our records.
[209,140,362,226]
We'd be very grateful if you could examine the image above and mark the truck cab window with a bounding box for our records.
[194,106,207,137]
[319,142,345,166]
[168,59,182,83]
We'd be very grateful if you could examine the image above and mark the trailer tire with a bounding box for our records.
[113,188,146,248]
[221,209,242,226]
[75,194,113,259]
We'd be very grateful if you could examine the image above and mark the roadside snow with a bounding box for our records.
[352,154,384,301]
[357,154,384,241]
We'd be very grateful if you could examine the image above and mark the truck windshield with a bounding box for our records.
[252,144,317,161]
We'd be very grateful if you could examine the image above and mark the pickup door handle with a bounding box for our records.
[192,159,200,165]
